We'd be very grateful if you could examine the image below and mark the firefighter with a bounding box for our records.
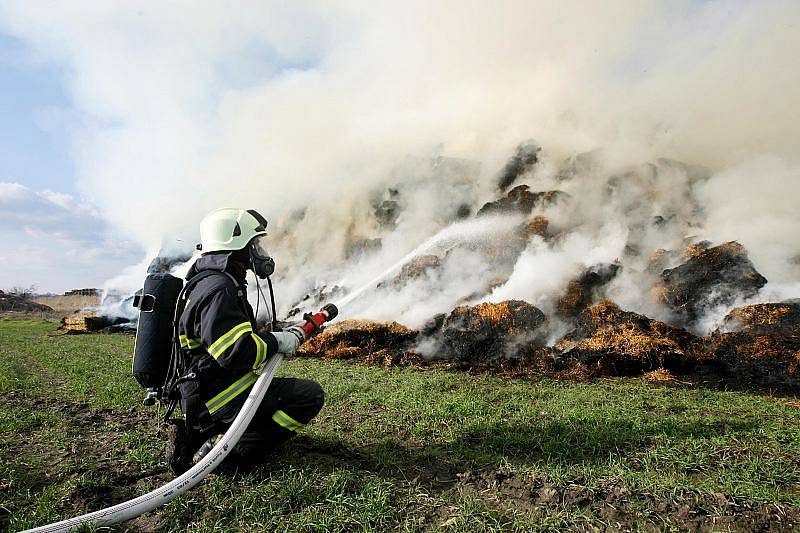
[167,207,324,475]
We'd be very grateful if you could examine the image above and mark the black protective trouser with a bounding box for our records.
[212,377,325,469]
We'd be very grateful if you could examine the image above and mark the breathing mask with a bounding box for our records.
[249,235,275,279]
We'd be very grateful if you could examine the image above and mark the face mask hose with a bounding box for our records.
[266,276,278,330]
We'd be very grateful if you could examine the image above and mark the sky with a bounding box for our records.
[0,4,319,293]
[0,33,142,293]
[0,0,797,298]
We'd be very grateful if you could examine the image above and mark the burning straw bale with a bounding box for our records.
[375,199,401,229]
[345,237,382,260]
[297,319,420,367]
[477,185,568,217]
[556,300,709,375]
[646,248,675,275]
[467,216,551,274]
[557,263,621,318]
[60,311,133,334]
[683,240,713,260]
[518,216,550,240]
[497,141,540,191]
[436,300,549,367]
[372,188,402,229]
[657,241,767,323]
[719,302,800,336]
[554,150,602,181]
[710,303,800,391]
[380,255,442,290]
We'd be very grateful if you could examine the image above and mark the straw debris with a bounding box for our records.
[298,319,418,364]
[710,302,800,390]
[557,300,708,374]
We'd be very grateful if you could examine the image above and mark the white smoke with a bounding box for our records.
[696,157,800,287]
[1,1,798,331]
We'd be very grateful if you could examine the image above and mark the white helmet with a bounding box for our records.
[198,208,268,254]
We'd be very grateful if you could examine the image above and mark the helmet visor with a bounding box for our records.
[251,235,270,260]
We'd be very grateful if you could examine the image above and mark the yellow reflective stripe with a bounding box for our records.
[272,409,303,431]
[251,333,267,369]
[205,371,258,415]
[179,335,201,349]
[208,321,252,360]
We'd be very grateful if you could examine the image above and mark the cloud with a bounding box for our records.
[0,180,104,242]
[0,181,142,291]
[0,181,27,201]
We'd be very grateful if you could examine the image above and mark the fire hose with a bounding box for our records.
[25,304,337,533]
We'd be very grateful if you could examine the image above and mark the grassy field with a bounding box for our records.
[1,318,799,532]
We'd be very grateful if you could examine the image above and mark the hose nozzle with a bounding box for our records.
[321,303,338,320]
[299,303,339,338]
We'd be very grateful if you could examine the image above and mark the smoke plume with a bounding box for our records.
[1,1,798,332]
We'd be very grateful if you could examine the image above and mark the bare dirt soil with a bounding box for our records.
[455,469,799,533]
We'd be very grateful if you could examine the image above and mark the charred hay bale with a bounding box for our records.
[297,319,420,367]
[719,302,800,336]
[462,216,550,275]
[657,241,767,323]
[652,214,676,228]
[440,300,548,366]
[710,303,800,391]
[373,188,402,229]
[554,150,602,181]
[380,255,442,289]
[518,216,549,240]
[497,141,540,191]
[60,311,131,334]
[0,292,53,312]
[375,199,400,229]
[477,185,568,217]
[711,333,799,390]
[646,249,673,275]
[556,300,709,375]
[479,216,550,272]
[400,254,441,279]
[557,263,621,318]
[683,240,713,260]
[60,311,97,333]
[345,237,382,260]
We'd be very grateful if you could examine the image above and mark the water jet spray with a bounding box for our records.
[334,216,523,311]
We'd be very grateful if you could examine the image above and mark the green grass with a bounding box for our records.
[1,319,799,531]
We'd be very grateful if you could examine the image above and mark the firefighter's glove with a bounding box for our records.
[272,327,305,357]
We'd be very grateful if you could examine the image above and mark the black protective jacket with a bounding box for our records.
[177,253,279,431]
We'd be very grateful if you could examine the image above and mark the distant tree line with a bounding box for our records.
[3,285,38,300]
